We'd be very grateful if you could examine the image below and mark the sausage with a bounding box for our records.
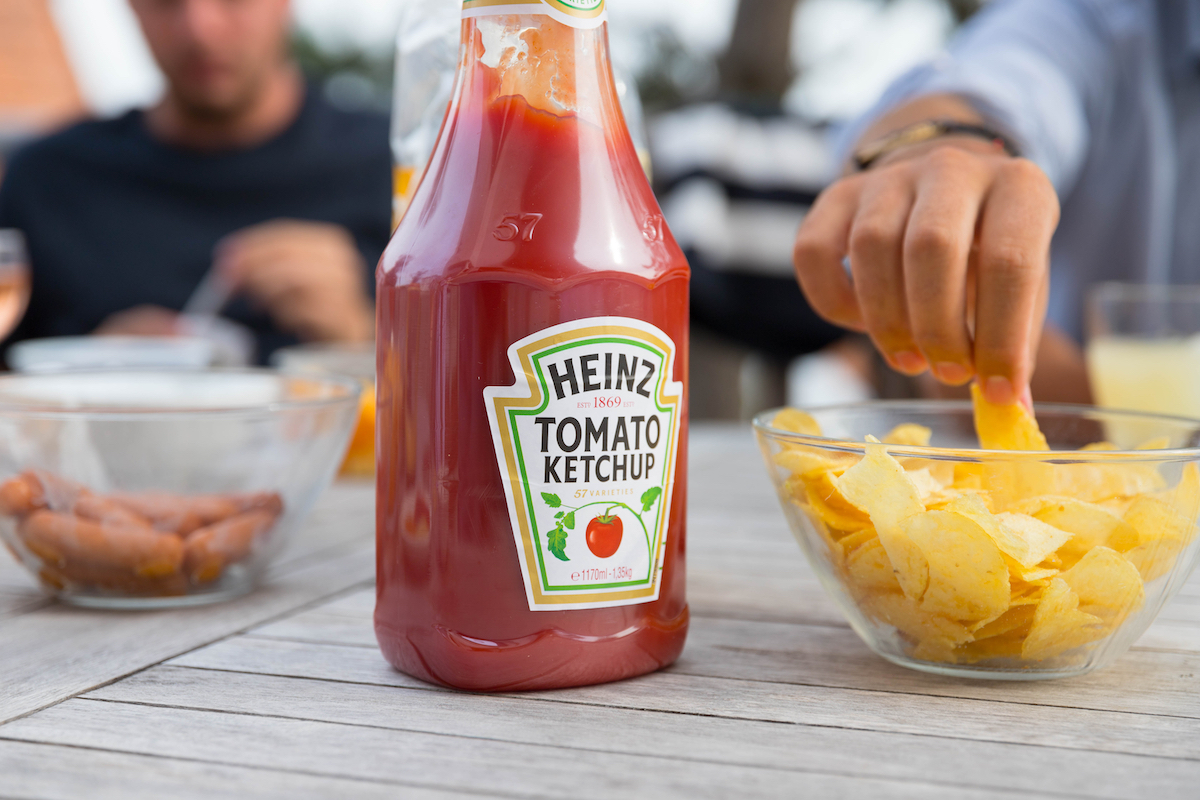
[0,473,46,516]
[184,509,278,584]
[28,470,90,510]
[0,471,92,517]
[106,493,210,535]
[19,510,184,579]
[229,492,285,517]
[108,491,283,535]
[73,494,152,527]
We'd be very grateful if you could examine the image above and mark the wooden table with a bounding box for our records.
[3,423,1200,799]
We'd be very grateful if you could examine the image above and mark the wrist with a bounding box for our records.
[870,135,1006,171]
[853,119,1020,171]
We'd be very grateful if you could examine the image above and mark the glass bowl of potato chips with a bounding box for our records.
[754,391,1200,679]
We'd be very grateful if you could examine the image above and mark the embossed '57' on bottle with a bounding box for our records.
[375,0,690,690]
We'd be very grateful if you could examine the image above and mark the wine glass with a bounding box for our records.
[0,230,31,342]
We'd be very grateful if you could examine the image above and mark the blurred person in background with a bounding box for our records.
[0,0,387,360]
[792,0,1199,407]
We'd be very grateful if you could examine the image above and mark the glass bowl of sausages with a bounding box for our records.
[0,369,361,608]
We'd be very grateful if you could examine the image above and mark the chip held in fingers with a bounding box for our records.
[768,385,1199,670]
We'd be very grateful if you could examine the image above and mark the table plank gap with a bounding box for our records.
[0,739,483,800]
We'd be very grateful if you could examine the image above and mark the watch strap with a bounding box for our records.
[853,119,1021,171]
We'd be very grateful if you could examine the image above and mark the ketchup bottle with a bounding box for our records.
[375,0,689,691]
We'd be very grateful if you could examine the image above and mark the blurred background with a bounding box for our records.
[0,0,986,419]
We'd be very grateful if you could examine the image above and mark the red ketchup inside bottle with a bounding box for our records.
[375,13,689,691]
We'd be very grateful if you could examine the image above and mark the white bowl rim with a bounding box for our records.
[0,367,362,420]
[753,399,1200,462]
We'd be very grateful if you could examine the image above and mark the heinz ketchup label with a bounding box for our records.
[485,317,682,611]
[462,0,607,30]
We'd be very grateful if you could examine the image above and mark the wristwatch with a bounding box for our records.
[853,119,1021,171]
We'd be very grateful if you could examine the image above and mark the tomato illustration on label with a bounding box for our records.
[586,512,623,558]
[540,486,662,563]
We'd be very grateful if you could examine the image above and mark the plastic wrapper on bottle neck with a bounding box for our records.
[390,0,461,228]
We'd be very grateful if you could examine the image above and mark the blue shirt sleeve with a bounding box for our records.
[842,0,1122,195]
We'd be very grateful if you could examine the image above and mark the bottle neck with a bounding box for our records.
[453,14,626,132]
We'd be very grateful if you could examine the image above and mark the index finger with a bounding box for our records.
[793,177,868,332]
[972,160,1059,404]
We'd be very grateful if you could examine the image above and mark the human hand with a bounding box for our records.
[94,305,183,337]
[217,220,374,343]
[792,139,1059,405]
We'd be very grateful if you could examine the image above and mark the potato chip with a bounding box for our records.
[901,510,1010,621]
[907,467,949,505]
[971,603,1037,639]
[1080,442,1119,451]
[844,538,903,595]
[883,423,932,447]
[970,383,1048,451]
[838,528,879,558]
[833,444,930,599]
[773,408,822,436]
[1124,494,1194,548]
[968,384,1058,507]
[1161,462,1200,523]
[775,448,853,479]
[1008,583,1048,609]
[1120,494,1194,581]
[858,591,973,646]
[992,512,1074,566]
[928,487,992,509]
[1014,495,1139,564]
[952,462,984,490]
[939,493,1070,568]
[1006,561,1059,583]
[1059,546,1144,623]
[1123,538,1186,583]
[1052,459,1165,503]
[794,503,844,566]
[1136,436,1172,450]
[1021,577,1106,661]
[902,457,955,481]
[834,444,924,530]
[1009,590,1045,606]
[956,632,1027,662]
[911,638,961,664]
[803,472,871,532]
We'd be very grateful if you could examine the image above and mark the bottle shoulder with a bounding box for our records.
[380,109,687,287]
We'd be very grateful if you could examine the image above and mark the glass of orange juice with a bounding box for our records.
[1086,283,1200,443]
[271,342,375,476]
